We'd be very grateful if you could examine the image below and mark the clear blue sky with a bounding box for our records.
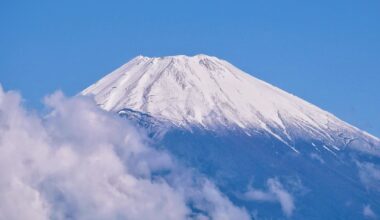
[1,0,379,137]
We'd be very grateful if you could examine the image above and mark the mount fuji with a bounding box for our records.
[82,55,380,219]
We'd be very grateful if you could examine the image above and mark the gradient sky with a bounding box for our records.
[1,0,379,136]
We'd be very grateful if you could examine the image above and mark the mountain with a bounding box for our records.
[82,55,380,219]
[82,54,379,155]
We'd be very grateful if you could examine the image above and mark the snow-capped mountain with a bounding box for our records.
[82,54,380,219]
[82,54,379,155]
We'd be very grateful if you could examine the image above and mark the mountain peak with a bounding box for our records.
[126,54,223,71]
[133,54,218,60]
[82,55,379,155]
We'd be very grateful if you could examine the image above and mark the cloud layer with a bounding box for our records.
[0,86,250,220]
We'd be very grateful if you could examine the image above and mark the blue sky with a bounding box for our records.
[1,0,379,136]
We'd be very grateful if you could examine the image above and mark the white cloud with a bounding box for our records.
[363,205,377,219]
[310,153,325,164]
[0,86,250,220]
[357,162,380,191]
[244,178,295,217]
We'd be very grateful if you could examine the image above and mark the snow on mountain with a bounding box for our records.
[82,54,379,155]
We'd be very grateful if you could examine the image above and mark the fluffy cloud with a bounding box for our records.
[0,86,250,220]
[244,178,295,217]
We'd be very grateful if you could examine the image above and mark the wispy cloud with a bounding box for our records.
[244,178,295,217]
[0,86,250,220]
[357,161,380,191]
[363,204,377,219]
[310,153,325,164]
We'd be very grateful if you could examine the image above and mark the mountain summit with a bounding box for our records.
[82,54,379,155]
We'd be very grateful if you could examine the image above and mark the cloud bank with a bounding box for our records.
[0,86,250,220]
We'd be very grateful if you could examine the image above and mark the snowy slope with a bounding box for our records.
[82,54,379,154]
